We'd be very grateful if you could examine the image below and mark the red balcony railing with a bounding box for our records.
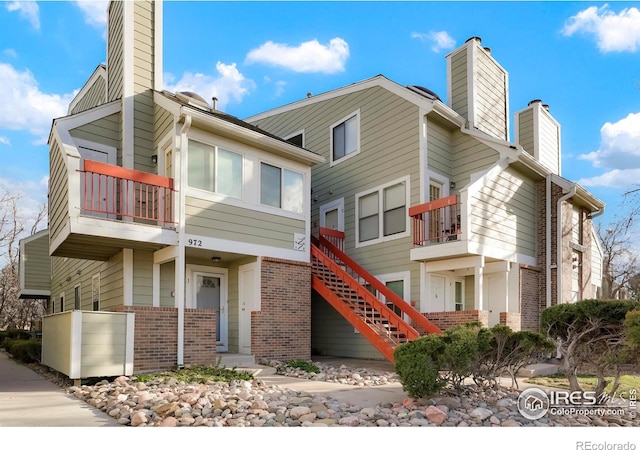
[80,160,175,224]
[319,227,344,252]
[409,195,461,246]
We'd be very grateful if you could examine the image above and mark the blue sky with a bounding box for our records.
[1,0,640,234]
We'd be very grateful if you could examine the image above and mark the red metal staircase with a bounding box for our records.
[311,228,441,362]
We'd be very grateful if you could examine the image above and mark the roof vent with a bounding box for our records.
[407,85,442,102]
[176,91,211,111]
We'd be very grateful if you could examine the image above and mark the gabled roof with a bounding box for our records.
[67,64,107,115]
[245,74,460,125]
[155,90,325,166]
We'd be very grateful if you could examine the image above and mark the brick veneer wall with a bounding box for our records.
[423,310,489,330]
[520,266,541,331]
[251,257,311,362]
[114,306,216,373]
[499,312,521,331]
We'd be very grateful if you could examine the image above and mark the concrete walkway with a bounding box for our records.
[0,351,119,427]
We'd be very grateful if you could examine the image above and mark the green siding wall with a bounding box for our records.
[49,140,69,248]
[70,76,107,115]
[107,1,124,102]
[22,232,50,291]
[69,113,121,149]
[185,197,304,251]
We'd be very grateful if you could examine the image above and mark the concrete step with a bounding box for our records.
[217,353,256,368]
[517,363,560,378]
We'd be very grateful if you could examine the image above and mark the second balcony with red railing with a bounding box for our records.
[409,194,461,246]
[80,160,175,226]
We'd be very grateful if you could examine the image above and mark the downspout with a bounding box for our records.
[546,175,552,308]
[556,184,577,305]
[176,113,192,368]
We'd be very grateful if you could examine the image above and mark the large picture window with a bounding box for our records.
[356,179,408,245]
[188,141,242,199]
[331,111,360,164]
[260,163,304,214]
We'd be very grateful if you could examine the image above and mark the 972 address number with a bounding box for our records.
[187,238,202,247]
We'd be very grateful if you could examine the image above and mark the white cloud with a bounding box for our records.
[74,1,108,29]
[3,48,18,59]
[6,1,40,31]
[0,62,75,139]
[0,136,10,146]
[163,62,255,111]
[412,31,456,53]
[245,38,349,74]
[562,4,640,53]
[578,112,640,188]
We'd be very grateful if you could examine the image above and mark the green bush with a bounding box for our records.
[2,339,41,363]
[394,324,553,398]
[280,359,320,374]
[625,310,640,348]
[0,329,32,344]
[393,334,446,398]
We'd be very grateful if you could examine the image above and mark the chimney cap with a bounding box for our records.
[528,99,543,106]
[465,36,482,44]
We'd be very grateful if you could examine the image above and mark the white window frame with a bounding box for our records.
[74,284,81,310]
[454,278,465,311]
[330,110,361,167]
[355,176,411,248]
[92,273,100,312]
[259,162,305,215]
[187,139,245,200]
[284,130,305,148]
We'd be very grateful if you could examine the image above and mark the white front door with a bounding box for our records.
[238,262,259,355]
[193,270,228,352]
[319,198,345,231]
[484,274,502,326]
[430,274,446,311]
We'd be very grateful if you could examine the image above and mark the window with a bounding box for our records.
[454,280,464,311]
[74,285,81,310]
[59,293,64,313]
[356,180,408,245]
[285,132,304,147]
[188,141,242,199]
[331,112,359,164]
[260,163,304,214]
[92,274,100,311]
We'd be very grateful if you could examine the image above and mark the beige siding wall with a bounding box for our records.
[517,108,535,157]
[49,140,69,248]
[472,48,508,140]
[133,250,153,306]
[427,121,453,180]
[22,233,50,291]
[449,49,468,117]
[185,197,305,250]
[50,252,123,313]
[80,312,129,377]
[154,105,174,149]
[41,312,73,374]
[539,112,560,174]
[69,113,121,149]
[451,131,499,187]
[469,166,536,258]
[70,76,107,115]
[132,1,156,174]
[107,1,124,102]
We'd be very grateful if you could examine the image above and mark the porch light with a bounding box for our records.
[450,181,456,189]
[151,155,158,165]
[211,256,222,263]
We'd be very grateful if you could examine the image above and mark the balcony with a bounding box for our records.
[409,194,462,246]
[50,154,178,260]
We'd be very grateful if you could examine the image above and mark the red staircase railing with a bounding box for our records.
[311,245,419,362]
[409,194,461,246]
[316,228,441,335]
[80,160,175,224]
